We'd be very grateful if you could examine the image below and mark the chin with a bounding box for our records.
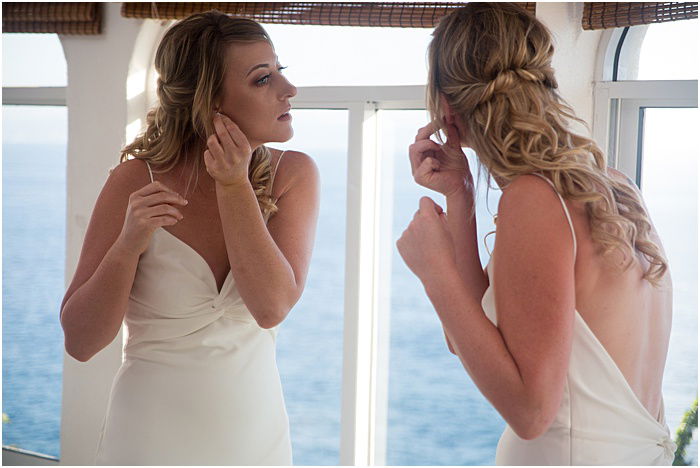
[269,128,294,143]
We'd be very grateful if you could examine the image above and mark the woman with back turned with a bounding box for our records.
[60,11,319,465]
[397,3,675,465]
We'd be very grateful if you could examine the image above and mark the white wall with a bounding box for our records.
[537,2,603,135]
[58,3,144,464]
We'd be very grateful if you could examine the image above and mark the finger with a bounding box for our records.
[412,209,421,222]
[133,180,180,198]
[409,140,441,173]
[151,214,181,227]
[206,134,225,159]
[419,196,439,214]
[219,114,250,149]
[414,156,439,185]
[203,149,215,168]
[213,113,237,153]
[414,121,438,143]
[444,123,463,149]
[440,210,449,226]
[140,191,188,208]
[145,204,184,220]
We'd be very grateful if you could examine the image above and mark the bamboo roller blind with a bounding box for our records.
[583,2,698,29]
[120,2,536,27]
[2,2,102,34]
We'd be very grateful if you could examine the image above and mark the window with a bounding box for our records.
[637,19,699,80]
[2,34,66,87]
[275,109,348,465]
[610,18,699,82]
[639,107,699,436]
[2,33,67,460]
[383,110,503,465]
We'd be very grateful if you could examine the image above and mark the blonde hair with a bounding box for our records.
[428,3,667,284]
[121,11,277,218]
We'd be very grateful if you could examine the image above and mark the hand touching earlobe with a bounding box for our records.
[439,93,456,125]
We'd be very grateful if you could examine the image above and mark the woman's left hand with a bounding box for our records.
[204,113,253,187]
[397,196,457,282]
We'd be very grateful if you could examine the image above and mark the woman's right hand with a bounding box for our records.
[114,181,188,256]
[409,121,474,197]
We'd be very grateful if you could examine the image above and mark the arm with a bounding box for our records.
[398,176,575,439]
[215,152,320,328]
[409,122,488,353]
[445,187,489,300]
[205,113,319,329]
[60,161,186,361]
[443,188,487,355]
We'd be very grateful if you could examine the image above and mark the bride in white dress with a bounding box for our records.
[59,12,319,465]
[397,3,675,465]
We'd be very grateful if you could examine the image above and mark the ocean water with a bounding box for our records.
[2,143,66,457]
[2,139,697,465]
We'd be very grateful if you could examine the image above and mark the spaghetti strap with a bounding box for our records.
[143,160,154,183]
[269,151,286,194]
[531,173,577,260]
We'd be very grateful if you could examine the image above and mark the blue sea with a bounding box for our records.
[2,137,697,464]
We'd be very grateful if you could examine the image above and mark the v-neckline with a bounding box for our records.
[156,228,232,295]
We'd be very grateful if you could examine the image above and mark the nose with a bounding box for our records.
[280,75,297,99]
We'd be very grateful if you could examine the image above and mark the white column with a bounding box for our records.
[58,5,145,465]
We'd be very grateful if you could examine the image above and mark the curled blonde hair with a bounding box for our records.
[121,11,277,218]
[428,3,667,284]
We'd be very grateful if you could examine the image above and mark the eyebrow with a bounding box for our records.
[246,63,270,77]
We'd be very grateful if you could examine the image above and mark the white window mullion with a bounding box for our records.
[369,108,396,467]
[340,101,383,466]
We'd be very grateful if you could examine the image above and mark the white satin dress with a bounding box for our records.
[95,155,292,465]
[481,173,675,465]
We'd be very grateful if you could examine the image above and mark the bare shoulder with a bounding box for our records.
[498,174,562,215]
[106,158,152,192]
[270,149,320,199]
[90,158,153,227]
[275,150,319,179]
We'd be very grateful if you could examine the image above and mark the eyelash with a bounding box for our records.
[256,66,288,86]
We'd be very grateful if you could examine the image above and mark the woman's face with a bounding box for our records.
[217,40,297,149]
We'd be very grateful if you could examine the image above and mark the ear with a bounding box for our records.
[439,93,455,126]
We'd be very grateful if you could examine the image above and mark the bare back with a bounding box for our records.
[564,168,672,421]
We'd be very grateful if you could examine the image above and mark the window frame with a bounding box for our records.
[592,80,698,183]
[593,20,699,180]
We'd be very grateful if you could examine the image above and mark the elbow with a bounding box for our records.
[252,287,300,329]
[64,340,96,362]
[253,304,292,329]
[508,401,557,441]
[61,322,97,363]
[510,420,548,441]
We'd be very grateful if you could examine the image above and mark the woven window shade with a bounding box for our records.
[121,2,536,28]
[2,2,102,34]
[583,2,698,30]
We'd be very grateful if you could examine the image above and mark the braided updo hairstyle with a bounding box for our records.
[121,11,277,218]
[428,2,667,284]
